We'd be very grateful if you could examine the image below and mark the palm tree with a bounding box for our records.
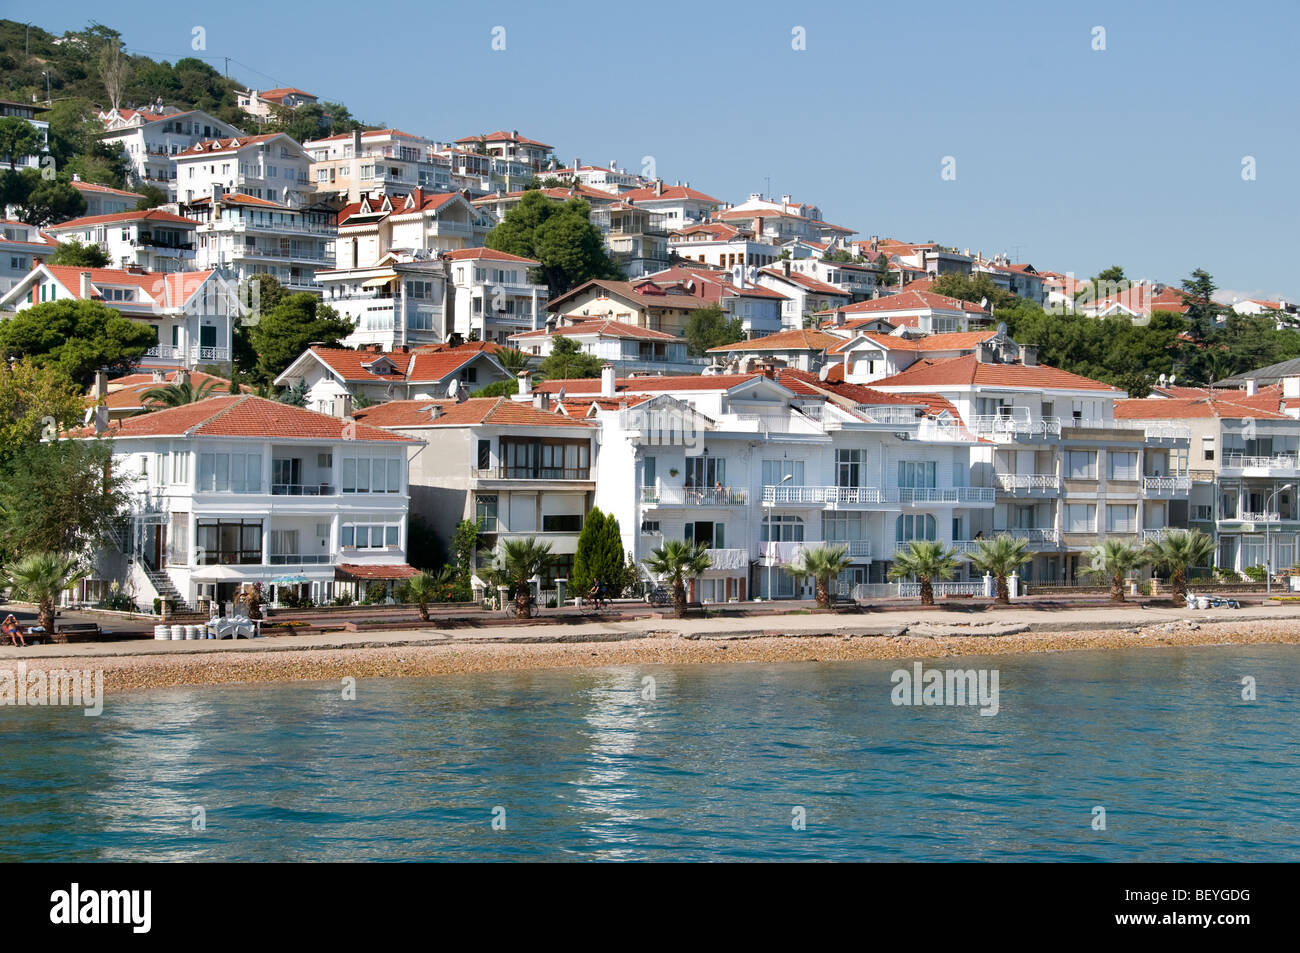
[496,537,555,619]
[968,533,1031,604]
[888,540,959,606]
[643,540,712,618]
[496,347,532,377]
[1082,539,1144,602]
[2,553,88,634]
[141,378,221,408]
[400,569,450,622]
[788,544,852,610]
[1144,529,1215,605]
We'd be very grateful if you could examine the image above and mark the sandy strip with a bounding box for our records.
[2,619,1298,695]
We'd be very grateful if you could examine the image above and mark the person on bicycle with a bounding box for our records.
[588,578,604,608]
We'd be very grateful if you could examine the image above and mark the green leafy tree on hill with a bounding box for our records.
[486,190,621,294]
[537,336,604,380]
[0,298,155,387]
[0,115,43,170]
[248,293,354,385]
[47,239,110,267]
[685,304,744,356]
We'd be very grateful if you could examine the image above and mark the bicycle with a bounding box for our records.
[645,586,671,607]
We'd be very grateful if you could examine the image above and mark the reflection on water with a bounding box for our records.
[0,645,1297,861]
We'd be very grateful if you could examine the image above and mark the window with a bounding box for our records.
[171,451,189,485]
[197,452,261,492]
[640,520,660,534]
[341,456,402,493]
[685,456,725,488]
[477,440,492,471]
[542,514,583,533]
[1202,436,1215,462]
[269,529,299,558]
[341,522,400,549]
[500,438,590,479]
[762,459,804,486]
[196,520,262,564]
[1064,504,1096,533]
[1106,504,1137,532]
[684,521,724,548]
[474,495,498,531]
[836,449,865,487]
[823,511,864,542]
[1194,504,1213,521]
[642,456,656,486]
[895,514,937,541]
[1065,450,1097,480]
[1108,451,1138,481]
[761,514,804,542]
[897,460,937,488]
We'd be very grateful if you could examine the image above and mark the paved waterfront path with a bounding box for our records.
[3,602,1296,661]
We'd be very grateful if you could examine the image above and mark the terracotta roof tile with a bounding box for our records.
[354,397,593,428]
[873,355,1122,392]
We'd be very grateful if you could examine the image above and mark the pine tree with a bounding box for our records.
[571,508,607,595]
[597,512,628,596]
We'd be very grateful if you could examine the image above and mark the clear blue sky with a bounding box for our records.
[31,0,1300,303]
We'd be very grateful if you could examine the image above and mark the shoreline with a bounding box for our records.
[3,618,1298,694]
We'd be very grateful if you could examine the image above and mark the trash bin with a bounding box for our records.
[185,624,201,640]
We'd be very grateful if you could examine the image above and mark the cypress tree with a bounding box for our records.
[572,507,607,595]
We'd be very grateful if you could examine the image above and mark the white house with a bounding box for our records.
[0,265,242,371]
[44,209,198,273]
[80,394,422,610]
[444,247,548,344]
[174,133,314,208]
[510,318,700,375]
[0,220,56,295]
[98,107,244,199]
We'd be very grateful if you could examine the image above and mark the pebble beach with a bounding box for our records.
[5,616,1299,695]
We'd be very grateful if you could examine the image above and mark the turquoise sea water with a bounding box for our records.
[1,645,1297,861]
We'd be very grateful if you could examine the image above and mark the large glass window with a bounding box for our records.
[1065,450,1097,480]
[196,519,262,564]
[197,452,261,492]
[823,512,864,542]
[1065,504,1096,533]
[1108,451,1138,481]
[685,456,725,489]
[475,495,498,532]
[341,522,400,550]
[895,514,936,541]
[836,449,864,488]
[341,456,402,493]
[762,459,804,486]
[1106,504,1137,532]
[760,514,804,542]
[500,438,590,479]
[897,461,937,488]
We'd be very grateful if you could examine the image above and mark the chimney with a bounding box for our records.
[655,179,663,197]
[93,369,108,401]
[429,403,443,420]
[1019,344,1038,366]
[533,391,550,411]
[1246,379,1259,396]
[80,271,93,299]
[517,370,532,398]
[333,392,352,418]
[782,260,791,277]
[94,404,108,436]
[833,308,845,327]
[609,160,617,171]
[975,342,995,364]
[601,363,617,398]
[151,368,166,383]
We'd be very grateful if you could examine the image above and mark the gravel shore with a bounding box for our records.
[4,618,1298,695]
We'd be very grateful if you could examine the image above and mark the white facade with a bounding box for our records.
[44,210,198,273]
[184,191,336,293]
[98,108,244,200]
[445,248,548,344]
[175,133,314,208]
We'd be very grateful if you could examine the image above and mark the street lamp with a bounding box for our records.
[1265,483,1293,595]
[766,473,794,600]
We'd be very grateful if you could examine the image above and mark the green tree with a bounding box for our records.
[0,439,126,561]
[1082,539,1144,602]
[47,238,111,267]
[0,358,83,463]
[495,346,531,377]
[0,299,156,387]
[928,272,1019,310]
[494,537,555,619]
[12,170,86,226]
[968,534,1032,604]
[470,378,520,398]
[1180,268,1220,327]
[537,336,604,379]
[277,380,308,406]
[888,540,959,606]
[0,116,43,170]
[141,377,222,408]
[572,508,627,597]
[2,552,88,635]
[248,293,354,384]
[788,543,853,609]
[450,517,487,600]
[486,190,621,293]
[398,570,446,622]
[685,304,745,356]
[1143,529,1215,606]
[134,184,168,210]
[643,540,712,618]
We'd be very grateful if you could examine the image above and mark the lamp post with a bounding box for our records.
[766,473,793,600]
[1265,483,1293,595]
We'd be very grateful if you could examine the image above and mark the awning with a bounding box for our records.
[335,564,421,582]
[191,565,263,581]
[361,274,398,288]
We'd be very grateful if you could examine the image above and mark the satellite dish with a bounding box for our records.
[996,321,1006,336]
[447,379,460,399]
[818,364,830,382]
[83,407,95,426]
[980,298,990,310]
[1169,374,1176,385]
[557,387,567,401]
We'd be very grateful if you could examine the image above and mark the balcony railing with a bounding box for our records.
[191,345,229,362]
[1142,475,1191,495]
[1223,454,1300,470]
[271,483,335,496]
[899,581,985,598]
[762,485,893,505]
[898,487,995,504]
[970,415,1062,439]
[1144,423,1192,441]
[1142,529,1170,541]
[1232,511,1282,522]
[1008,528,1061,546]
[268,553,333,564]
[704,548,750,571]
[641,486,749,505]
[995,473,1060,492]
[754,540,806,565]
[479,467,592,481]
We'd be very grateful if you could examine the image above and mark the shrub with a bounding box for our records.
[332,593,355,607]
[1241,565,1268,583]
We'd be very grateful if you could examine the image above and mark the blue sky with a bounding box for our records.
[30,0,1300,303]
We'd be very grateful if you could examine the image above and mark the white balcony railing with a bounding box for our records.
[970,415,1062,439]
[1142,528,1170,541]
[762,485,895,505]
[898,487,995,504]
[1234,511,1282,522]
[704,548,750,571]
[1144,423,1192,441]
[995,473,1060,492]
[1223,454,1300,471]
[1142,475,1192,495]
[1008,528,1061,546]
[898,581,985,597]
[642,486,749,505]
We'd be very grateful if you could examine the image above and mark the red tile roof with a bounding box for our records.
[94,371,239,410]
[301,346,492,384]
[707,329,843,353]
[47,209,196,230]
[619,184,723,205]
[827,329,998,353]
[68,181,141,198]
[42,266,214,306]
[354,397,593,428]
[510,318,677,342]
[178,133,285,156]
[821,290,991,316]
[872,355,1122,392]
[454,131,553,149]
[535,373,772,396]
[442,247,539,264]
[258,87,316,102]
[1114,396,1291,420]
[336,564,420,581]
[72,395,413,441]
[758,268,850,297]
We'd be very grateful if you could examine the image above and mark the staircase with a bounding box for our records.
[145,567,193,613]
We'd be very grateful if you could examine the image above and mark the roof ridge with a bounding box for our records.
[183,393,247,436]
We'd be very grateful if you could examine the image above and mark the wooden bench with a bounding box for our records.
[52,622,102,643]
[17,628,52,645]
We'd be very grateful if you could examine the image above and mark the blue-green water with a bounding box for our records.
[2,645,1297,861]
